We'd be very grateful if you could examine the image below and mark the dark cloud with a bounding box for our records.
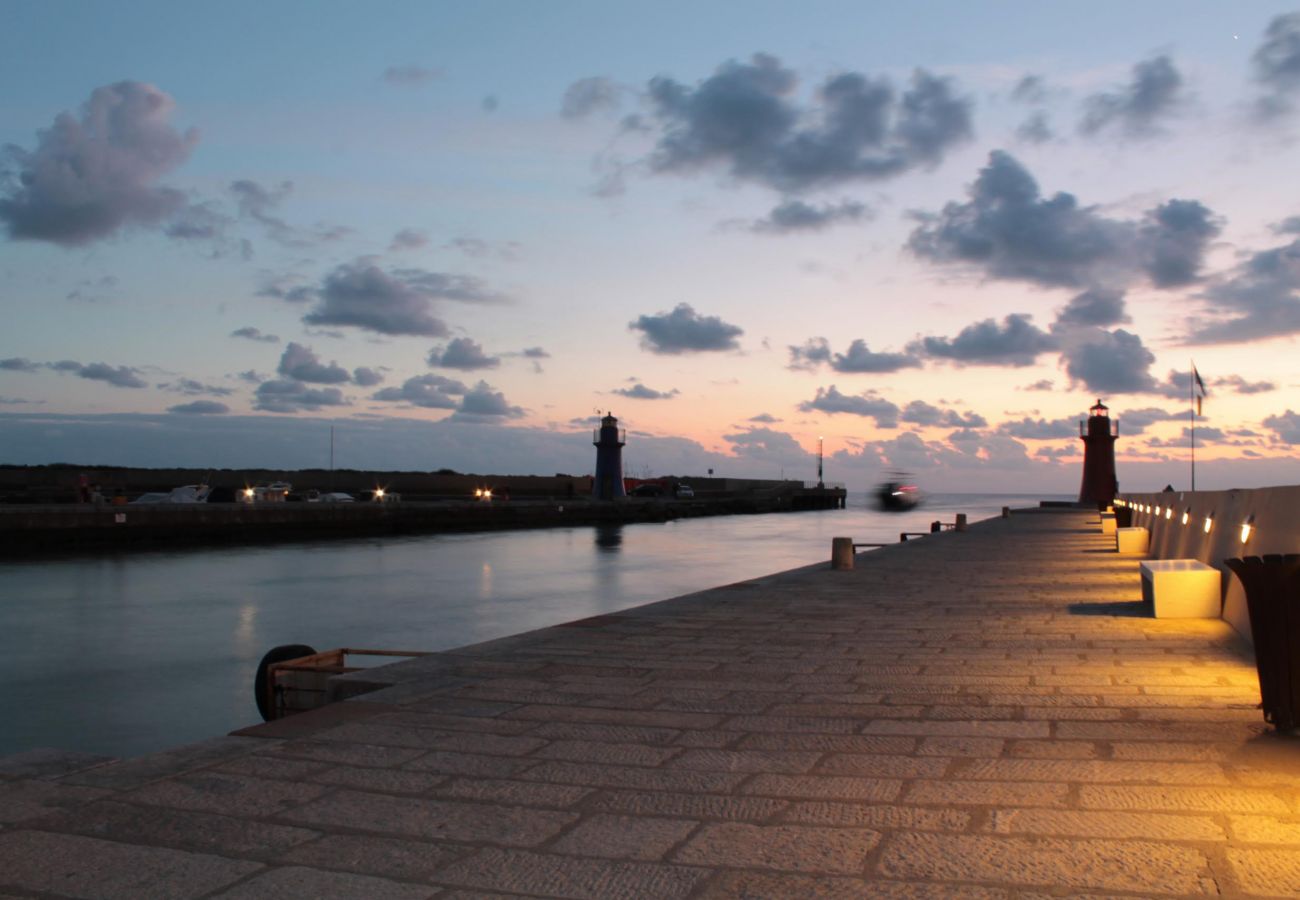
[1187,238,1300,344]
[277,342,351,384]
[164,201,232,243]
[1054,288,1129,328]
[257,274,316,304]
[1116,406,1183,435]
[427,337,500,370]
[352,367,384,387]
[0,81,198,245]
[643,54,972,193]
[230,326,280,343]
[1079,55,1184,138]
[1213,374,1275,394]
[523,347,550,359]
[1011,75,1048,104]
[390,228,429,251]
[0,358,39,372]
[1023,379,1054,391]
[1274,216,1300,235]
[1263,409,1300,443]
[1061,328,1158,394]
[613,382,679,400]
[229,179,293,242]
[562,77,621,118]
[914,313,1057,367]
[629,303,743,354]
[788,337,920,373]
[454,381,524,419]
[749,413,780,423]
[383,65,443,86]
[253,379,347,413]
[1015,112,1054,144]
[1253,13,1300,119]
[157,378,234,397]
[67,362,148,389]
[168,400,229,415]
[372,374,467,409]
[1146,426,1225,448]
[722,426,810,466]
[303,259,504,337]
[751,199,867,233]
[909,151,1219,291]
[998,416,1077,439]
[900,400,987,429]
[798,385,899,427]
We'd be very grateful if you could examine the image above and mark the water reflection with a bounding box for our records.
[594,524,624,552]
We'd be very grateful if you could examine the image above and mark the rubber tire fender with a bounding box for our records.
[254,643,317,722]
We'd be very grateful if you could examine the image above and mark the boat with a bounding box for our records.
[129,484,211,504]
[875,474,921,512]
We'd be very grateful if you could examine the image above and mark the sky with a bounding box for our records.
[2,0,1299,492]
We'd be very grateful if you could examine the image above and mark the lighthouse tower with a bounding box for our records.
[1078,399,1119,509]
[592,412,627,500]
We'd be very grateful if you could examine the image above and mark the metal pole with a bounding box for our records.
[1189,362,1195,492]
[817,436,824,488]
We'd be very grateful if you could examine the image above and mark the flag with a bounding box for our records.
[1192,364,1207,416]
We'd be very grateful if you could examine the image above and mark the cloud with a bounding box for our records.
[998,416,1077,439]
[629,303,743,354]
[253,379,348,413]
[523,347,550,359]
[257,274,315,304]
[230,326,280,343]
[642,54,972,193]
[749,413,780,423]
[562,77,621,118]
[427,337,500,370]
[908,151,1219,290]
[390,228,429,251]
[900,400,987,428]
[1079,55,1184,138]
[751,199,867,233]
[1011,75,1048,104]
[168,400,229,415]
[1212,374,1275,394]
[1023,379,1054,391]
[383,65,442,86]
[302,259,504,337]
[788,337,919,373]
[47,361,148,389]
[352,367,384,387]
[0,81,199,246]
[1116,406,1183,435]
[1263,409,1300,443]
[157,378,234,397]
[914,313,1057,366]
[1253,13,1300,119]
[1187,237,1300,344]
[1015,112,1054,144]
[277,342,351,384]
[1054,288,1129,328]
[722,426,810,466]
[798,385,899,427]
[0,358,40,372]
[372,374,467,409]
[453,381,524,419]
[613,382,679,400]
[1275,216,1300,235]
[445,237,521,261]
[1060,327,1158,394]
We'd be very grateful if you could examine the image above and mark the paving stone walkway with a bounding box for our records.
[2,508,1298,898]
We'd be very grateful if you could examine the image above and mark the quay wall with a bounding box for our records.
[1118,485,1300,642]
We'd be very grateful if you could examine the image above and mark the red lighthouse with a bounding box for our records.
[1078,399,1118,509]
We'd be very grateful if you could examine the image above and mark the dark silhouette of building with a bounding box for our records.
[1078,399,1118,509]
[592,413,626,500]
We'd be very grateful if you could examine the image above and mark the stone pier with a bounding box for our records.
[2,508,1297,897]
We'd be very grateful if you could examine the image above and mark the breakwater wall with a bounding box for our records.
[1118,485,1300,643]
[0,489,844,556]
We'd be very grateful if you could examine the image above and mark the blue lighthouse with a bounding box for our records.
[592,412,626,500]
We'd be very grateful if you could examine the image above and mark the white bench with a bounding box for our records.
[1100,512,1116,535]
[1140,560,1222,618]
[1116,526,1148,554]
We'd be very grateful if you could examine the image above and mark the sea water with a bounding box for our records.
[0,492,1064,758]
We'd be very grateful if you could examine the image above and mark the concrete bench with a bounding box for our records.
[1100,511,1116,535]
[1140,560,1222,618]
[1116,526,1148,554]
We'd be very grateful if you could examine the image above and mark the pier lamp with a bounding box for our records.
[1240,515,1255,544]
[374,488,386,502]
[1154,505,1162,517]
[243,487,254,501]
[1204,512,1214,534]
[1181,509,1190,526]
[1165,507,1173,520]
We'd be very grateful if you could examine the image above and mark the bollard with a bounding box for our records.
[1001,506,1010,518]
[955,513,968,532]
[930,521,941,533]
[831,537,855,570]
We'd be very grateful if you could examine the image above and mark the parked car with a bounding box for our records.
[675,484,695,498]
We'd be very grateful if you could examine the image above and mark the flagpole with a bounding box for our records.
[1189,360,1195,492]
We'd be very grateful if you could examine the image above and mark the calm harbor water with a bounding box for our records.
[2,492,1064,759]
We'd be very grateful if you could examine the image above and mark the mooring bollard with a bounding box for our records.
[1001,506,1010,518]
[930,520,941,533]
[831,537,854,570]
[955,513,968,532]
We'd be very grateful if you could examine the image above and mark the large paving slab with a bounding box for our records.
[3,508,1299,897]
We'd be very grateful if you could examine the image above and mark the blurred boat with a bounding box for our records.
[875,475,921,512]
